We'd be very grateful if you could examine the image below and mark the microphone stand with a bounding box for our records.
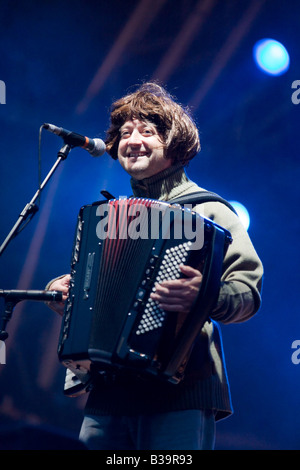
[0,143,71,343]
[0,143,71,256]
[0,290,63,341]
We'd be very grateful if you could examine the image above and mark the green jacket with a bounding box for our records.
[84,165,263,421]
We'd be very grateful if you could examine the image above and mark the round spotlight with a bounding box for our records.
[229,201,250,231]
[253,38,290,76]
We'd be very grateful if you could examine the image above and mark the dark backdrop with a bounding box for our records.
[0,0,299,450]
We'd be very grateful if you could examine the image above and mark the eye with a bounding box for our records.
[120,129,130,138]
[142,128,154,136]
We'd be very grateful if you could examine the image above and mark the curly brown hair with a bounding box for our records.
[105,82,200,166]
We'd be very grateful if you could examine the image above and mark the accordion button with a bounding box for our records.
[136,288,146,300]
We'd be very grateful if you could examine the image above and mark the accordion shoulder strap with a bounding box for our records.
[169,191,237,214]
[101,189,237,214]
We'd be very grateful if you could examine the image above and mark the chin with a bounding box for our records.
[128,169,149,180]
[127,163,150,178]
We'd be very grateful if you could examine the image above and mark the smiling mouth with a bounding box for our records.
[128,152,148,158]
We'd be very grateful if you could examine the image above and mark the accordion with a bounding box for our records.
[58,197,232,387]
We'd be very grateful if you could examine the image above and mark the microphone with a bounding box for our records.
[0,289,63,302]
[43,123,106,157]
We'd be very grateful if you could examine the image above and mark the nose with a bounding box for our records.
[128,129,142,145]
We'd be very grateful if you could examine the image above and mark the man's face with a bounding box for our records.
[117,118,172,180]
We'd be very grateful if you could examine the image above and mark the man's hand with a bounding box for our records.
[150,265,202,312]
[47,274,70,316]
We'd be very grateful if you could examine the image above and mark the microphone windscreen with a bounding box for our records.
[90,138,106,157]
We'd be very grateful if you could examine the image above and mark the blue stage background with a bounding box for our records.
[0,0,299,450]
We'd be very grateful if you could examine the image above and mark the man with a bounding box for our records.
[47,82,263,450]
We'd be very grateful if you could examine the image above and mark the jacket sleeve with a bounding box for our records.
[194,201,264,324]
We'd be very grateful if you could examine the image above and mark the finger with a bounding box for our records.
[151,290,184,303]
[50,275,70,293]
[153,282,183,293]
[151,290,198,306]
[151,282,201,312]
[151,290,189,309]
[157,276,202,290]
[155,302,188,312]
[157,267,202,288]
[51,286,68,298]
[178,264,202,277]
[61,274,71,286]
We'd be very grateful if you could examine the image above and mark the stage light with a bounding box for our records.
[253,38,290,76]
[229,201,250,231]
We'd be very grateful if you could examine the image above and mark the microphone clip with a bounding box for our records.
[57,143,72,160]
